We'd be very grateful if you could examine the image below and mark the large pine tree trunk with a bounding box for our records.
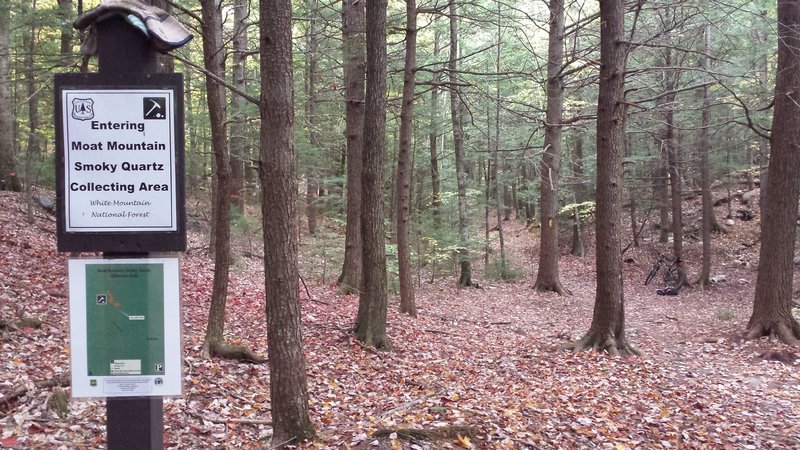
[534,0,568,295]
[449,1,472,286]
[396,0,417,317]
[336,0,366,295]
[229,0,248,213]
[356,0,391,349]
[746,0,800,344]
[259,0,316,442]
[573,0,637,356]
[0,3,20,192]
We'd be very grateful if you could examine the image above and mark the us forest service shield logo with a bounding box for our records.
[71,98,94,121]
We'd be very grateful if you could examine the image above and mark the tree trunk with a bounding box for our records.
[396,0,417,317]
[570,205,584,257]
[305,0,320,236]
[655,163,670,243]
[520,163,535,225]
[336,0,366,295]
[429,25,442,229]
[534,0,568,295]
[449,1,472,286]
[147,0,174,72]
[573,0,637,356]
[570,136,586,256]
[229,0,248,213]
[259,0,316,442]
[57,0,73,60]
[698,26,713,289]
[663,49,683,258]
[23,0,40,221]
[492,8,507,278]
[199,0,260,363]
[758,17,770,210]
[0,3,20,192]
[746,0,800,344]
[355,0,391,349]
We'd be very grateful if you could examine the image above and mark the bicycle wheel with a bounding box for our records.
[645,267,658,285]
[664,268,677,284]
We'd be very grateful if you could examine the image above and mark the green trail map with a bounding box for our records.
[85,263,165,377]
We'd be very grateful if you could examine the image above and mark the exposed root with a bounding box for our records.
[533,279,572,296]
[570,333,641,357]
[744,321,800,345]
[336,280,359,296]
[207,342,266,363]
[373,425,478,441]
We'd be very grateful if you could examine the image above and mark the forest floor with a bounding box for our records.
[1,188,799,449]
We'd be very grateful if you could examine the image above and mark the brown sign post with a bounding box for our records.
[55,3,191,449]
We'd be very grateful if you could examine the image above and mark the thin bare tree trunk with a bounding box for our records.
[229,0,248,213]
[429,25,442,229]
[570,136,586,256]
[396,0,417,317]
[305,0,320,236]
[698,25,713,289]
[199,0,260,363]
[662,49,683,259]
[449,1,472,286]
[0,2,20,192]
[23,0,41,222]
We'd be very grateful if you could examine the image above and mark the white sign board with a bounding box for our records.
[68,257,183,398]
[61,89,177,232]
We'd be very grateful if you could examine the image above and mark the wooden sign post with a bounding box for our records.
[55,4,191,449]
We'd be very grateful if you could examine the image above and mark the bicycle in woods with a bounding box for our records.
[644,253,679,286]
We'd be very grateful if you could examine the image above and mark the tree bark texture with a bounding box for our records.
[305,0,320,236]
[655,163,670,243]
[429,26,442,229]
[698,26,713,289]
[336,0,366,295]
[200,0,255,362]
[0,3,20,192]
[449,1,472,286]
[57,0,73,59]
[747,0,800,344]
[570,137,586,256]
[396,0,417,317]
[356,0,391,349]
[534,0,568,295]
[229,0,248,213]
[574,0,637,356]
[663,49,683,258]
[259,0,316,441]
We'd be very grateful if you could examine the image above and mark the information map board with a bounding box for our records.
[68,258,182,398]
